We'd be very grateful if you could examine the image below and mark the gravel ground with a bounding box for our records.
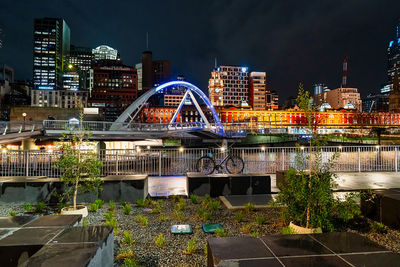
[1,198,400,266]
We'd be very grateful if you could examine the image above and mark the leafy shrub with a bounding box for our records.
[109,200,115,212]
[122,258,139,267]
[135,215,148,227]
[82,219,87,227]
[190,194,199,204]
[159,214,167,222]
[183,238,197,255]
[208,200,220,211]
[9,210,16,216]
[244,202,255,213]
[235,211,245,223]
[196,206,206,218]
[123,231,134,245]
[282,226,295,235]
[123,204,132,215]
[24,203,32,212]
[136,198,151,208]
[370,221,388,234]
[35,202,46,213]
[215,228,227,237]
[251,231,258,237]
[202,211,212,221]
[105,217,118,231]
[88,203,99,212]
[175,199,186,211]
[105,212,114,221]
[115,248,135,261]
[154,233,165,247]
[95,199,104,208]
[120,201,126,207]
[256,215,266,225]
[173,210,185,221]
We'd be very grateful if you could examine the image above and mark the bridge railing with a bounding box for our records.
[0,121,42,135]
[0,145,398,177]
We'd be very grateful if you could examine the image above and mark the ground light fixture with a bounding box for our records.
[261,146,266,151]
[179,147,184,152]
[220,146,226,152]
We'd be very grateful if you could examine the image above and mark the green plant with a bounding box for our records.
[35,202,46,213]
[203,243,208,256]
[154,233,165,247]
[53,106,103,211]
[175,199,186,211]
[208,200,220,212]
[171,195,182,203]
[173,210,185,221]
[88,203,99,212]
[105,212,114,221]
[241,223,253,234]
[196,206,206,218]
[109,200,115,212]
[135,215,148,227]
[123,231,134,245]
[235,211,245,223]
[95,199,104,208]
[251,231,258,237]
[183,238,197,255]
[115,248,135,261]
[136,198,151,208]
[123,204,132,215]
[190,194,199,204]
[276,84,360,232]
[215,228,227,237]
[256,215,266,225]
[282,226,295,235]
[105,217,118,231]
[244,202,255,213]
[202,211,212,221]
[122,258,139,267]
[370,221,388,234]
[9,210,16,216]
[82,219,87,227]
[159,214,167,221]
[24,203,32,212]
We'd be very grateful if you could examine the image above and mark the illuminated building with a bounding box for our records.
[314,87,362,112]
[140,105,212,123]
[89,64,138,121]
[208,70,224,106]
[92,45,119,61]
[363,93,389,113]
[389,70,400,112]
[249,72,266,110]
[137,51,171,93]
[266,90,279,110]
[387,19,400,86]
[62,72,79,90]
[33,18,70,90]
[164,94,184,107]
[69,45,93,71]
[31,88,87,108]
[208,66,249,107]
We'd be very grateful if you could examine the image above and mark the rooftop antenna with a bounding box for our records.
[214,57,217,69]
[146,32,149,50]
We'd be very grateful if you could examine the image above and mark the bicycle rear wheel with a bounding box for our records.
[196,156,215,175]
[225,156,244,174]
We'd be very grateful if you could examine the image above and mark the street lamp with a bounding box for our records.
[22,112,27,131]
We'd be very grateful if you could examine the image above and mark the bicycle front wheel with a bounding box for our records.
[196,156,215,175]
[225,156,244,174]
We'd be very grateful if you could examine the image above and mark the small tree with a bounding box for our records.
[277,83,359,231]
[54,106,102,210]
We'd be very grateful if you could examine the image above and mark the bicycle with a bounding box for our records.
[196,147,244,175]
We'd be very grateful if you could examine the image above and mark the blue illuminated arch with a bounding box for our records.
[113,81,224,134]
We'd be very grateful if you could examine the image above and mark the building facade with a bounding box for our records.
[363,93,389,113]
[92,45,119,61]
[153,60,171,86]
[89,64,138,121]
[389,71,400,112]
[314,87,362,112]
[33,18,70,90]
[164,94,184,107]
[266,90,279,110]
[208,66,249,107]
[137,51,171,93]
[249,72,266,110]
[387,20,400,86]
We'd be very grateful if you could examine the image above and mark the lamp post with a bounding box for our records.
[22,112,27,131]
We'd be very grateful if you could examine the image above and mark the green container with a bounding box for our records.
[202,224,223,233]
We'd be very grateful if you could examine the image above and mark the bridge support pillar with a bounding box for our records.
[21,138,36,150]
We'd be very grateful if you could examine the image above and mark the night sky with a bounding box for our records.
[1,0,400,102]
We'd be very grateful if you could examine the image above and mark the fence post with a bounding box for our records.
[358,148,361,172]
[159,151,162,177]
[25,151,29,176]
[116,151,119,175]
[281,149,285,171]
[395,147,398,172]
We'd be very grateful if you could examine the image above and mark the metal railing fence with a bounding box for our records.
[0,145,398,177]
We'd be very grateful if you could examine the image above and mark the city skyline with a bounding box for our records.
[1,1,400,101]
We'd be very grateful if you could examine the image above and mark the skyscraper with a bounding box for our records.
[388,19,400,86]
[92,45,119,61]
[33,18,70,90]
[208,66,249,107]
[249,72,266,110]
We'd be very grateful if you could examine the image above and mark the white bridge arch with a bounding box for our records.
[112,81,224,135]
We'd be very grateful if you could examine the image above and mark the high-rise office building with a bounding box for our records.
[389,70,400,112]
[388,19,400,85]
[266,90,279,110]
[89,63,138,121]
[33,18,70,90]
[153,60,171,86]
[208,66,249,107]
[137,51,171,94]
[92,45,119,61]
[314,87,362,112]
[249,72,266,110]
